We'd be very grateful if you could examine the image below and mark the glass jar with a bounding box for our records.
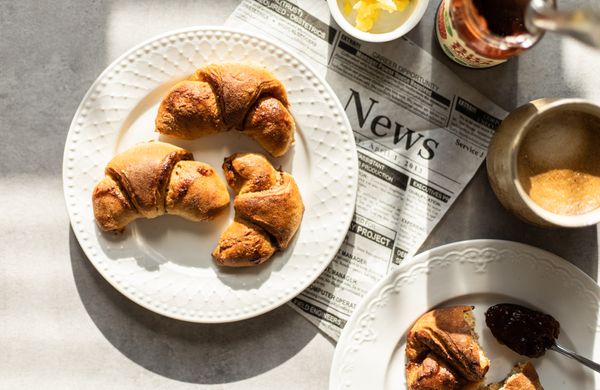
[435,0,554,68]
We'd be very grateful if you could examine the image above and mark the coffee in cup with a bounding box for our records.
[517,109,600,216]
[487,98,600,227]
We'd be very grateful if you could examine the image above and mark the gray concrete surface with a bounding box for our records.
[1,0,599,389]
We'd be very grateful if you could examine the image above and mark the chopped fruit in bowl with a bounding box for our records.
[344,0,410,31]
[328,0,428,42]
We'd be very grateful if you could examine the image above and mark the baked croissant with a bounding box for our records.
[212,153,304,267]
[92,141,230,231]
[484,362,544,390]
[405,353,466,390]
[156,63,295,157]
[405,306,490,389]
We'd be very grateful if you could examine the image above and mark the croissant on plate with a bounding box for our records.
[484,362,544,390]
[405,354,467,390]
[156,63,295,157]
[405,306,490,390]
[92,141,230,231]
[212,153,304,267]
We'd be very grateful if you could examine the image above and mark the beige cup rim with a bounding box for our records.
[511,98,600,227]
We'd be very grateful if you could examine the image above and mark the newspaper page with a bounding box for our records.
[226,0,506,340]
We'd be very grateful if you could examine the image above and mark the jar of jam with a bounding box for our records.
[436,0,555,68]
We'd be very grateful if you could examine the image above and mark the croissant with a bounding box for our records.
[484,362,544,390]
[156,63,295,157]
[212,153,304,267]
[92,141,230,231]
[405,354,466,390]
[405,306,490,389]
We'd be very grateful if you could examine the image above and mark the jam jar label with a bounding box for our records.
[435,0,506,68]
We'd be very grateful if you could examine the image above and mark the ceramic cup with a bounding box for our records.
[487,98,600,227]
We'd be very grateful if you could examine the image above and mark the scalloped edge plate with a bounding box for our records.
[330,239,600,389]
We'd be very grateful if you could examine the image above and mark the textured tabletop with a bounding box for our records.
[1,0,599,389]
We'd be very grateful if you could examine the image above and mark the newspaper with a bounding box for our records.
[226,0,506,340]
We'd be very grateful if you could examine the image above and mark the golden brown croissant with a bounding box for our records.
[405,306,490,389]
[92,141,230,231]
[212,153,304,267]
[156,63,295,157]
[405,354,466,390]
[484,362,543,390]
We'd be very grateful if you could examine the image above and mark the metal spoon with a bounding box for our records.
[550,343,600,373]
[526,0,600,48]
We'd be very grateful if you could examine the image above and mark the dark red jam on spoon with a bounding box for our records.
[485,303,560,358]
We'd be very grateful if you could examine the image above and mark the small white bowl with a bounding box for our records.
[327,0,429,43]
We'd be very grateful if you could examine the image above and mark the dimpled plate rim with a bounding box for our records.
[62,26,358,323]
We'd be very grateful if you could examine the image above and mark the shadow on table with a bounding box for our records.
[69,228,320,384]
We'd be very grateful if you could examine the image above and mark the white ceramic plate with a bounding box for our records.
[63,27,358,323]
[330,240,600,390]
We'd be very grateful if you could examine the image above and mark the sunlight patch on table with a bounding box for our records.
[106,1,229,61]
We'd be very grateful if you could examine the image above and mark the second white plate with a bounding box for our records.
[63,27,358,323]
[330,240,600,390]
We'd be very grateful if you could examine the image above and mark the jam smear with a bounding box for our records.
[485,303,560,358]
